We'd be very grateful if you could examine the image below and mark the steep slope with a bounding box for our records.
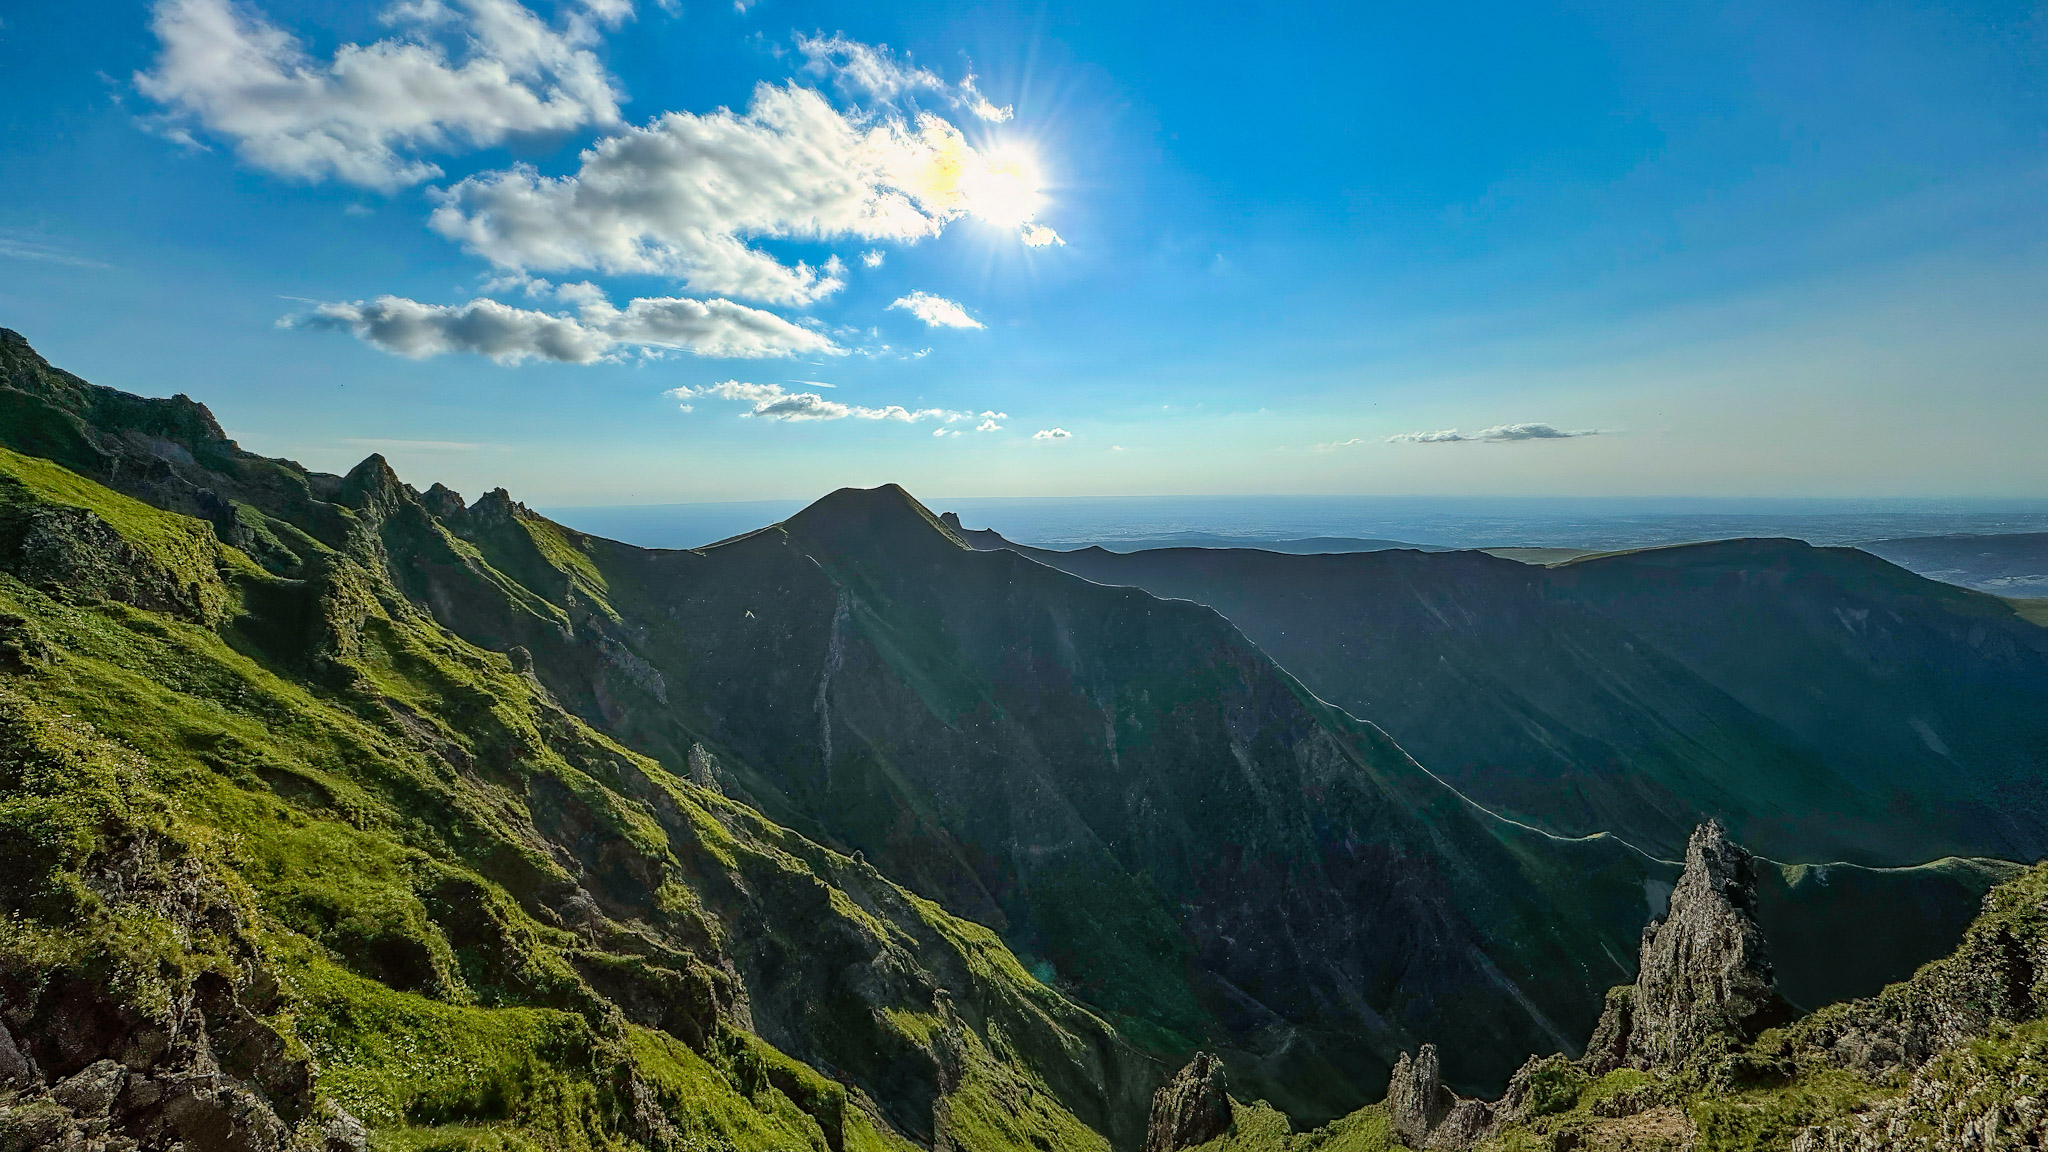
[0,453,1154,1149]
[0,326,2013,1130]
[948,524,2048,866]
[0,327,1670,1115]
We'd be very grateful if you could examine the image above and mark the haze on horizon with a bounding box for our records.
[2,0,2045,506]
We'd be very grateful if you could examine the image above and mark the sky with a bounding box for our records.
[1,0,2045,505]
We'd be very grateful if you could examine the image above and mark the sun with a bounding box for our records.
[959,143,1046,231]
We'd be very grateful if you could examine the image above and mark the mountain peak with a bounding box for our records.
[338,453,414,514]
[782,484,968,553]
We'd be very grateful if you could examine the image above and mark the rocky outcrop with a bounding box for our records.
[1389,822,1790,1150]
[0,965,360,1152]
[1623,820,1793,1066]
[1388,1045,1456,1147]
[1388,1042,1510,1151]
[1143,1053,1232,1152]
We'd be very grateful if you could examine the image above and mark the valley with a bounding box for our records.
[0,326,2043,1152]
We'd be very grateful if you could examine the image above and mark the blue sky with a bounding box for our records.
[2,0,2045,504]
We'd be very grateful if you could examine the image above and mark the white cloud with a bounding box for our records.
[1032,427,1071,440]
[136,0,626,190]
[861,249,885,267]
[975,410,1006,432]
[890,290,982,329]
[670,380,965,424]
[1020,224,1063,247]
[795,33,1012,122]
[1386,423,1601,444]
[430,78,1058,302]
[289,291,839,363]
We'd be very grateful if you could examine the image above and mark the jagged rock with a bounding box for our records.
[1581,985,1635,1076]
[1143,1053,1232,1152]
[420,483,467,521]
[1427,1100,1496,1151]
[1389,1044,1456,1148]
[48,1060,122,1116]
[1627,821,1793,1066]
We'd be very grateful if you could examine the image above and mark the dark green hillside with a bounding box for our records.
[0,326,2016,1140]
[0,452,1151,1148]
[0,327,1674,1115]
[950,526,2048,867]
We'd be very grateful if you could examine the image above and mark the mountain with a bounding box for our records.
[947,522,2048,867]
[0,326,2021,1148]
[1860,531,2048,597]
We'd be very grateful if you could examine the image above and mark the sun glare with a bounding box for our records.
[960,143,1046,231]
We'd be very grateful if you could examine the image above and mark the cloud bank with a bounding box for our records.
[1387,423,1600,444]
[429,81,1056,304]
[137,0,626,189]
[291,292,839,362]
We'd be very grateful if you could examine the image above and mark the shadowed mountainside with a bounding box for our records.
[0,326,2021,1143]
[944,521,2048,867]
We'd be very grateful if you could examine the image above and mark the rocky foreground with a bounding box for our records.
[1146,822,2048,1152]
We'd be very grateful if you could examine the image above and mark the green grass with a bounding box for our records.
[1181,1100,1395,1152]
[2007,597,2048,627]
[0,449,1138,1152]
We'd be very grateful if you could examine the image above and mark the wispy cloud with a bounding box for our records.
[136,0,626,190]
[795,32,1013,122]
[288,291,840,363]
[0,232,111,269]
[1386,422,1601,444]
[668,380,968,424]
[889,290,982,329]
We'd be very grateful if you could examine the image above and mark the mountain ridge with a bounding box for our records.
[0,326,2027,1148]
[948,521,2048,866]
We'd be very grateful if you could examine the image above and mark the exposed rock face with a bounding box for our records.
[1388,1044,1455,1147]
[1144,1052,1232,1152]
[1626,820,1792,1066]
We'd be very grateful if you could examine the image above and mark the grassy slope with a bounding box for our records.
[0,449,1138,1151]
[2007,597,2048,627]
[0,329,2019,1129]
